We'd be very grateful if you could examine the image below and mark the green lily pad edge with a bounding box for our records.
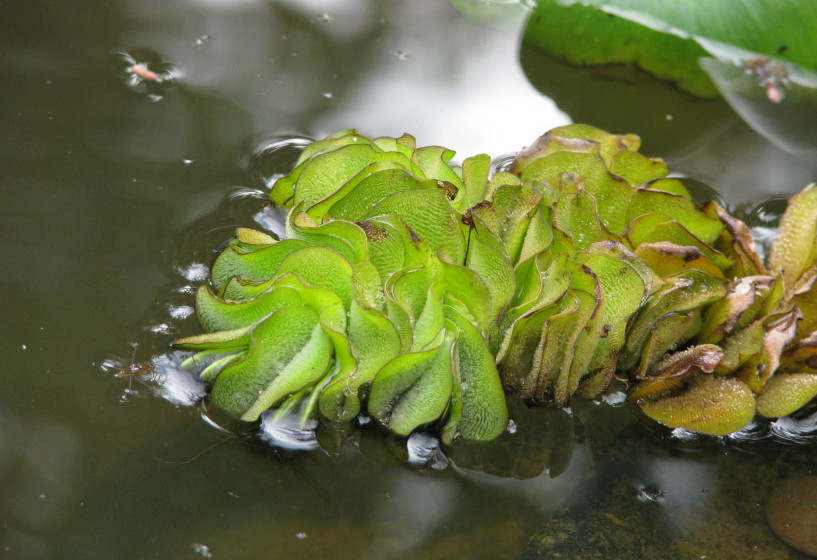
[174,124,817,444]
[522,0,817,99]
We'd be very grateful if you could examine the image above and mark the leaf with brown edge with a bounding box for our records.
[791,265,817,339]
[699,276,776,344]
[628,344,723,403]
[781,331,817,373]
[702,201,766,277]
[637,375,756,436]
[737,308,802,393]
[634,241,726,280]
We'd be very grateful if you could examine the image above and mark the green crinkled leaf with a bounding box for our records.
[363,188,466,264]
[324,168,434,222]
[194,284,302,333]
[621,271,726,369]
[414,145,464,190]
[625,214,733,271]
[286,207,369,264]
[211,238,310,293]
[609,150,669,186]
[292,144,421,210]
[627,187,724,245]
[516,204,554,265]
[368,330,456,436]
[768,183,817,294]
[372,133,417,157]
[497,300,565,399]
[634,242,726,281]
[631,311,700,378]
[578,241,654,375]
[491,183,544,265]
[464,230,516,346]
[411,290,447,351]
[526,151,634,236]
[792,266,817,339]
[349,301,402,382]
[273,245,356,310]
[461,154,492,210]
[210,305,332,421]
[552,187,609,254]
[174,324,253,351]
[308,163,421,222]
[443,307,509,443]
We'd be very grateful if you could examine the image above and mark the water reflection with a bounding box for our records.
[0,411,81,560]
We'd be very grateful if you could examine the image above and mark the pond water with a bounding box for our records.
[2,1,817,559]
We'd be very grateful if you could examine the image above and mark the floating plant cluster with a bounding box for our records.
[173,125,817,442]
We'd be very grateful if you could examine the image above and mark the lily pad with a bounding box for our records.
[523,0,817,98]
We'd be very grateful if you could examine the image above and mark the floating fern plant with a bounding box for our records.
[174,125,817,442]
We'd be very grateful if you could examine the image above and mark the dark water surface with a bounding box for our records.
[2,1,817,559]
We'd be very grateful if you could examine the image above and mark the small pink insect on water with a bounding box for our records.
[130,62,160,82]
[114,50,178,99]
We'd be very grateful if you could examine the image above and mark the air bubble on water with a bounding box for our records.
[635,485,665,503]
[179,263,209,282]
[318,13,334,23]
[770,410,817,445]
[228,187,266,201]
[183,159,194,165]
[169,305,194,320]
[602,390,627,405]
[407,432,449,470]
[492,154,516,174]
[191,543,212,558]
[322,91,334,99]
[393,51,409,62]
[150,323,175,335]
[254,206,286,239]
[119,387,140,404]
[249,135,313,190]
[506,419,518,434]
[100,359,119,373]
[260,412,319,451]
[670,427,707,442]
[151,353,207,406]
[296,532,308,540]
[192,34,211,48]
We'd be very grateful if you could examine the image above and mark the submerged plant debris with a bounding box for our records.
[171,124,817,443]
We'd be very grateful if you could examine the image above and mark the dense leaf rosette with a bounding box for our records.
[176,126,817,441]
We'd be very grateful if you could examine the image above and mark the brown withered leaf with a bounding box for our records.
[702,201,766,277]
[628,344,723,402]
[738,308,802,394]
